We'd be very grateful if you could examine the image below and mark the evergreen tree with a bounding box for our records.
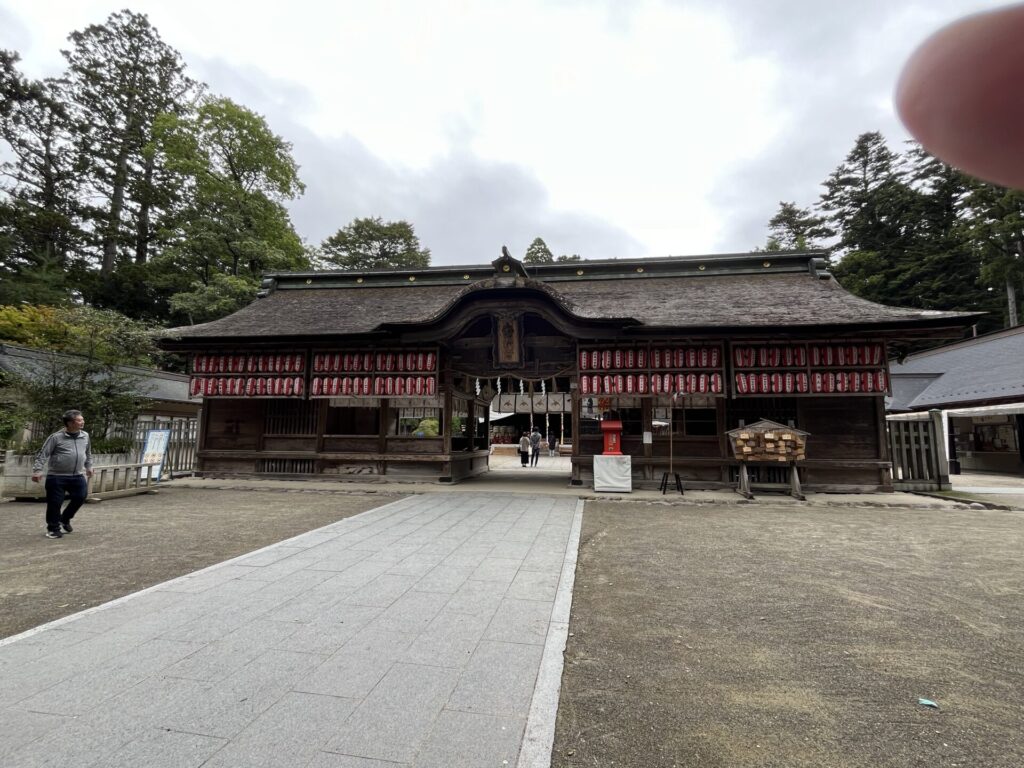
[823,133,923,305]
[0,52,85,304]
[962,179,1024,327]
[59,10,196,278]
[321,217,431,270]
[766,202,831,252]
[523,237,554,264]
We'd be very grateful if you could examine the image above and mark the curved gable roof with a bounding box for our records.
[159,251,978,344]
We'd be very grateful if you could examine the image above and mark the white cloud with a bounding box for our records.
[0,0,1009,262]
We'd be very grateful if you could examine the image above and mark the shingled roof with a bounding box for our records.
[159,251,978,345]
[888,326,1024,410]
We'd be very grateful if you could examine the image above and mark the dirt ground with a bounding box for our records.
[553,501,1024,768]
[0,487,399,639]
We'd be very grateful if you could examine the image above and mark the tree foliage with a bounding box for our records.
[321,217,431,270]
[767,131,1015,330]
[765,202,831,252]
[524,237,554,264]
[0,305,159,438]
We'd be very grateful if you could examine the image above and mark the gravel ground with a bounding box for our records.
[553,501,1024,768]
[0,487,400,639]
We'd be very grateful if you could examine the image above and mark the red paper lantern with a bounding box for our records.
[614,374,625,394]
[614,350,623,369]
[746,373,759,394]
[590,350,600,369]
[694,348,704,368]
[709,347,720,368]
[710,373,722,393]
[636,349,647,368]
[770,372,783,393]
[651,374,661,394]
[735,373,748,394]
[637,374,648,394]
[412,377,423,395]
[783,372,794,393]
[311,378,321,396]
[835,373,848,393]
[294,378,304,396]
[652,349,662,369]
[875,371,887,392]
[190,378,201,396]
[580,375,591,394]
[861,371,873,392]
[625,375,635,394]
[425,376,436,396]
[625,349,635,369]
[601,350,612,369]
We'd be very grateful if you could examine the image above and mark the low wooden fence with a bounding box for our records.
[886,410,951,491]
[131,419,198,477]
[88,461,162,500]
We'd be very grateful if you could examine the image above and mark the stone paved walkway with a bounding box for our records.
[0,493,582,768]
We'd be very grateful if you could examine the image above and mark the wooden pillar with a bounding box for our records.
[570,383,582,485]
[641,396,653,480]
[875,395,892,489]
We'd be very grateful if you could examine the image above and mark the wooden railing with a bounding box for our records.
[87,462,162,500]
[886,409,951,491]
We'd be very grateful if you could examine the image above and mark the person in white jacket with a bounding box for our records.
[32,410,93,539]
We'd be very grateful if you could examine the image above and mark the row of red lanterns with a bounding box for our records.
[579,373,725,395]
[733,346,808,368]
[313,351,437,373]
[579,347,723,371]
[192,354,305,374]
[189,376,305,397]
[733,370,888,395]
[310,376,438,397]
[732,344,885,369]
[811,344,885,367]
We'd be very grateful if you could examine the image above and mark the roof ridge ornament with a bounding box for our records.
[493,245,530,279]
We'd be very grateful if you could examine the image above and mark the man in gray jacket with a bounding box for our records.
[32,410,93,539]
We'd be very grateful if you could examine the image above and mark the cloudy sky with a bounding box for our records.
[0,0,1008,265]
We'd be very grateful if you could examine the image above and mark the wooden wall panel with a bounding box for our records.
[797,397,882,459]
[203,400,263,450]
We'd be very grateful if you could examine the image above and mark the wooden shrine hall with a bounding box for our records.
[158,248,977,492]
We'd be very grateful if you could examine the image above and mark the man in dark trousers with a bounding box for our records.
[530,427,542,467]
[32,410,93,539]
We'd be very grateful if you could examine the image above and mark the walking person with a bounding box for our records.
[519,432,531,467]
[32,410,93,539]
[547,432,558,457]
[530,427,542,467]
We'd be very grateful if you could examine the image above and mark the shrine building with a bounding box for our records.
[158,249,977,492]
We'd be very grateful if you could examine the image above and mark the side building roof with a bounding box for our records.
[158,251,979,347]
[888,325,1024,410]
[0,343,194,404]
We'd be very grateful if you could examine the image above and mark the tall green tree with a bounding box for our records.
[59,10,196,278]
[523,237,554,264]
[0,52,85,304]
[151,96,307,323]
[962,180,1024,327]
[823,132,923,305]
[321,217,431,270]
